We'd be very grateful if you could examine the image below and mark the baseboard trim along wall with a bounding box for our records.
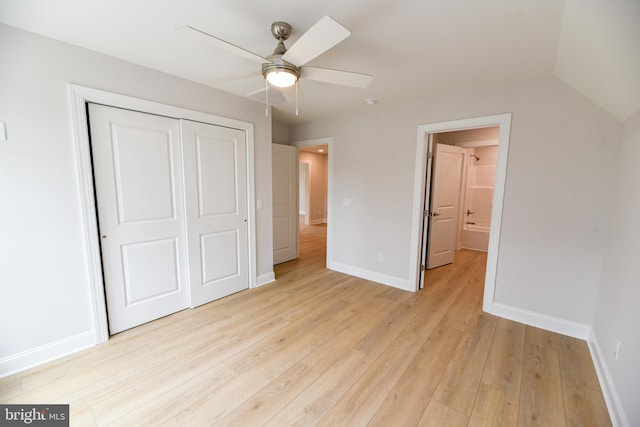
[256,272,276,287]
[588,331,629,427]
[327,261,411,291]
[490,302,591,340]
[0,330,96,378]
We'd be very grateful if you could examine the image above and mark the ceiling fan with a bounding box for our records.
[179,16,373,110]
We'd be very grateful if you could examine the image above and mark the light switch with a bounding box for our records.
[0,122,6,141]
[257,199,263,209]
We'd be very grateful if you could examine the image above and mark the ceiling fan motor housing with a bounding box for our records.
[271,22,292,41]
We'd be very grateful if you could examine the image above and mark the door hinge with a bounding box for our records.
[420,264,426,271]
[427,151,433,160]
[424,209,429,217]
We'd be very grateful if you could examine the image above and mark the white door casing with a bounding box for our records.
[427,143,464,269]
[88,104,189,334]
[272,144,299,264]
[182,120,249,307]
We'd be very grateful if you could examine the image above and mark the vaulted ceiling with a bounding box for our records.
[1,0,638,124]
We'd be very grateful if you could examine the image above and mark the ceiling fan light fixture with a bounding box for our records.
[266,69,298,87]
[262,61,300,88]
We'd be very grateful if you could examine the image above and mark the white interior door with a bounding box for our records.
[272,144,299,264]
[427,143,464,269]
[419,135,434,288]
[181,120,249,308]
[88,104,189,334]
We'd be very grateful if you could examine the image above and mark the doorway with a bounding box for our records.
[298,144,328,226]
[411,114,511,314]
[292,137,333,267]
[424,127,500,272]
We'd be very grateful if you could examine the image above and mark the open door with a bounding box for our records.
[418,135,433,289]
[426,143,464,269]
[272,144,299,264]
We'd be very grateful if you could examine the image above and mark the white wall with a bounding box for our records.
[591,110,640,427]
[290,76,622,328]
[0,24,273,373]
[272,121,290,144]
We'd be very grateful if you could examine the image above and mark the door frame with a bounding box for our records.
[410,114,511,314]
[291,137,334,267]
[69,84,257,344]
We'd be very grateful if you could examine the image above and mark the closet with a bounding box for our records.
[89,104,249,334]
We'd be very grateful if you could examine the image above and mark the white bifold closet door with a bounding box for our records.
[89,104,248,334]
[181,120,249,308]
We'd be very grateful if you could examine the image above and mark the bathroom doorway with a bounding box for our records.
[412,114,511,314]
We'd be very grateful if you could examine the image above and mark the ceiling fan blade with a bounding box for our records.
[204,70,261,85]
[281,85,304,103]
[282,16,350,67]
[177,26,268,65]
[301,67,374,88]
[246,87,287,105]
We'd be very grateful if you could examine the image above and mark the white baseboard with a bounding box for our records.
[489,302,591,340]
[588,331,629,427]
[0,330,96,378]
[256,272,276,287]
[327,261,412,291]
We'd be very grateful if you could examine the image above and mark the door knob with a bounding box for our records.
[429,212,441,217]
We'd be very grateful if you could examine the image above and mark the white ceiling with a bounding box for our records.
[1,0,638,124]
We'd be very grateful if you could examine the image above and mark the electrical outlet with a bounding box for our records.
[378,253,384,263]
[614,340,621,359]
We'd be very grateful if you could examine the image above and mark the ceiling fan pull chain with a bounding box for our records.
[295,81,299,117]
[265,79,269,117]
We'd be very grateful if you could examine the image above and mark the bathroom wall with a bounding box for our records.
[464,145,498,229]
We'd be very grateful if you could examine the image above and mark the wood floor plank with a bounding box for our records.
[0,223,612,426]
[556,334,602,392]
[432,313,498,416]
[317,330,424,426]
[265,349,368,426]
[468,383,519,427]
[562,384,612,427]
[557,335,612,427]
[0,374,22,400]
[215,362,321,427]
[367,327,464,426]
[518,327,567,427]
[481,317,525,396]
[418,399,468,427]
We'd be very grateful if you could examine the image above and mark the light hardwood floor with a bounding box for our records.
[0,223,611,426]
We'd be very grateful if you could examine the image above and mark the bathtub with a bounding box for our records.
[461,224,490,252]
